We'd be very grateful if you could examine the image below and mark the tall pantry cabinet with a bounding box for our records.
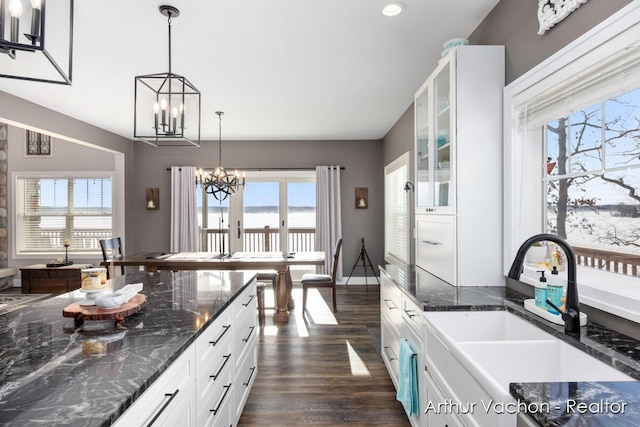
[414,45,505,286]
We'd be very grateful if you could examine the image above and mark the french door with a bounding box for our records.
[198,171,315,253]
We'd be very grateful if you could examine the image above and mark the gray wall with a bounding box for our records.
[0,90,133,269]
[469,0,632,85]
[131,139,384,275]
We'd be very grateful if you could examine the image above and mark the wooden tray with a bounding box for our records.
[63,293,147,327]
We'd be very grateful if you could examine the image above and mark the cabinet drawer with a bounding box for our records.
[234,281,257,321]
[381,317,400,388]
[233,342,257,423]
[196,363,233,427]
[196,337,233,409]
[195,309,232,370]
[424,371,464,427]
[381,274,402,332]
[234,312,257,367]
[402,296,423,336]
[416,216,455,284]
[114,346,195,427]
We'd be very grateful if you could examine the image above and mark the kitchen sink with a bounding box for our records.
[424,310,552,342]
[424,310,634,407]
[458,340,632,400]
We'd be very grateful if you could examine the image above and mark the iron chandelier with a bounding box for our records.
[196,111,245,201]
[134,5,201,146]
[0,0,74,85]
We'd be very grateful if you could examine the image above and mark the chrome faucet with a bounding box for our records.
[507,233,580,338]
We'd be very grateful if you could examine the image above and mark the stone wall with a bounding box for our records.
[0,122,7,268]
[0,123,11,289]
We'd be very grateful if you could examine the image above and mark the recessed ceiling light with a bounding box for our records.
[382,1,406,17]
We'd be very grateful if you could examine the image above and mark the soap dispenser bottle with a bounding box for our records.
[546,266,563,315]
[535,270,547,309]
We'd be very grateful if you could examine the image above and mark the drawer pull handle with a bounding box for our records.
[383,346,397,361]
[210,383,232,415]
[242,325,255,342]
[404,309,418,319]
[210,354,231,380]
[243,366,256,387]
[422,240,441,246]
[242,294,256,307]
[146,388,179,427]
[210,325,231,346]
[383,299,397,310]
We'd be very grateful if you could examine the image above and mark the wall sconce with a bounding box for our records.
[404,182,415,192]
[146,188,159,210]
[355,187,368,209]
[0,0,74,85]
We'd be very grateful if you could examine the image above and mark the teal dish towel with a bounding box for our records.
[396,338,419,416]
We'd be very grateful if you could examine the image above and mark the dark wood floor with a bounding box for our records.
[239,285,409,426]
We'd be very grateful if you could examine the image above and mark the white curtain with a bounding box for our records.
[315,166,342,279]
[170,166,198,252]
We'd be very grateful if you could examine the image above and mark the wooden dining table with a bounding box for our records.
[101,251,325,323]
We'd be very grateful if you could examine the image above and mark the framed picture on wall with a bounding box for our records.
[25,130,52,157]
[355,187,368,209]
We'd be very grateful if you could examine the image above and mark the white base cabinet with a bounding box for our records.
[115,280,257,427]
[380,268,426,427]
[113,345,197,427]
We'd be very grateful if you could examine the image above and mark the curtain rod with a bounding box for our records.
[166,166,345,171]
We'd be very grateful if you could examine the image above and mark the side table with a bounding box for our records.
[20,263,94,294]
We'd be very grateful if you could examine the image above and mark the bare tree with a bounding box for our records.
[546,95,640,247]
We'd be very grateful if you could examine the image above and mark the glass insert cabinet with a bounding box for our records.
[415,61,452,213]
[413,45,506,286]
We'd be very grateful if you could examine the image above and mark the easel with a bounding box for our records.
[345,237,380,290]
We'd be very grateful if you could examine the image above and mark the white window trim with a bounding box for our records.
[11,171,115,260]
[503,2,640,323]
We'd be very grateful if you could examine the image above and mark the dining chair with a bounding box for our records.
[301,237,342,314]
[256,271,278,308]
[99,237,125,279]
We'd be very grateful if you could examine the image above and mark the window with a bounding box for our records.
[545,88,640,270]
[385,152,410,264]
[504,3,640,322]
[15,174,113,255]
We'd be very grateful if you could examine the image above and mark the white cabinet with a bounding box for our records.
[424,371,464,427]
[114,346,197,427]
[195,308,234,427]
[402,296,426,427]
[115,279,258,427]
[380,268,425,427]
[380,270,402,387]
[414,45,505,286]
[232,284,258,423]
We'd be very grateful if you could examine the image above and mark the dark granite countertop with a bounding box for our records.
[381,263,640,426]
[0,270,256,427]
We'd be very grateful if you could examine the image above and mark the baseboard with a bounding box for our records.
[337,276,380,286]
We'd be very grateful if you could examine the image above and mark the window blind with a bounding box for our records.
[516,32,640,128]
[15,176,113,254]
[385,154,409,263]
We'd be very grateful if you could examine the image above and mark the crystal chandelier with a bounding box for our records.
[196,111,244,201]
[133,5,201,146]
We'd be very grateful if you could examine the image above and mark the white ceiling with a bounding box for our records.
[0,0,500,142]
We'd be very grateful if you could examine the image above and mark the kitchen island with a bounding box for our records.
[0,269,258,426]
[380,263,640,426]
